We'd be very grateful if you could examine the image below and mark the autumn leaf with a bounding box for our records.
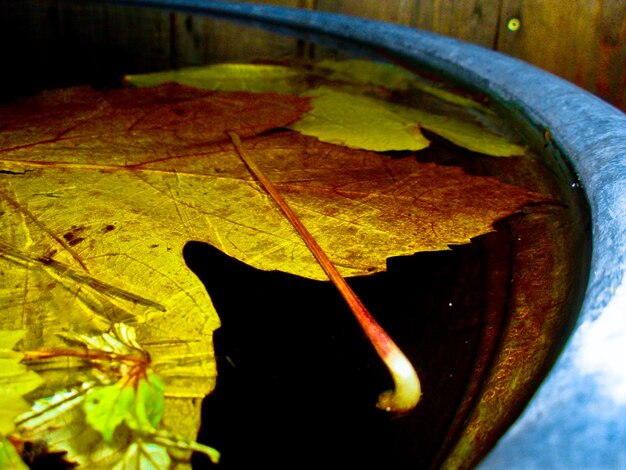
[290,87,525,155]
[0,438,28,470]
[125,61,511,155]
[126,63,304,94]
[290,86,430,151]
[0,330,43,436]
[0,84,311,465]
[318,58,415,91]
[317,59,491,110]
[14,325,218,468]
[0,84,545,465]
[126,59,488,112]
[112,441,170,470]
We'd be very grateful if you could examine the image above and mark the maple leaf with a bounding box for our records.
[0,84,546,464]
[317,58,416,91]
[0,330,43,436]
[316,58,491,110]
[127,61,514,155]
[0,438,28,470]
[15,325,218,468]
[290,87,526,155]
[0,84,310,455]
[291,86,430,151]
[83,371,164,443]
[112,441,170,470]
[126,63,304,94]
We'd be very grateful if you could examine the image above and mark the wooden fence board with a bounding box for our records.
[316,1,501,47]
[497,0,625,110]
[104,3,173,73]
[316,0,417,25]
[171,0,303,67]
[409,0,501,48]
[0,0,624,111]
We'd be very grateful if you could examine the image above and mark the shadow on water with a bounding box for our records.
[183,230,506,469]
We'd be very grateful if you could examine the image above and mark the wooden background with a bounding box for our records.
[1,0,624,112]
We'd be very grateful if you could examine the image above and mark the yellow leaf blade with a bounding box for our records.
[126,63,302,94]
[290,87,430,151]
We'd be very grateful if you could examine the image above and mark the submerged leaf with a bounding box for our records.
[291,87,524,155]
[290,87,430,151]
[17,384,132,468]
[126,61,519,155]
[17,383,96,435]
[126,63,303,94]
[83,371,164,442]
[0,438,28,470]
[0,84,310,444]
[127,372,165,432]
[112,441,170,470]
[0,84,546,465]
[83,382,135,443]
[318,58,416,91]
[0,330,43,436]
[394,106,526,156]
[62,323,146,363]
[0,330,26,350]
[0,396,31,437]
[318,59,490,110]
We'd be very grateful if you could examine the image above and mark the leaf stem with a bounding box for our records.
[228,131,421,413]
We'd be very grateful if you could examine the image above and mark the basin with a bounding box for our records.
[16,1,626,467]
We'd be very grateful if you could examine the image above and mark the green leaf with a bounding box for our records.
[152,429,220,464]
[127,372,165,432]
[290,87,430,151]
[18,384,132,468]
[83,371,165,442]
[112,441,170,470]
[126,63,303,94]
[83,381,135,443]
[0,438,28,470]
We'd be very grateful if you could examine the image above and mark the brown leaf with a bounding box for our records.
[0,83,311,165]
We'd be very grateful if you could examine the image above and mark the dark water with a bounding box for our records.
[182,121,589,469]
[185,222,505,469]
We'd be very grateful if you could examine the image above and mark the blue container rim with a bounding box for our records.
[105,1,626,467]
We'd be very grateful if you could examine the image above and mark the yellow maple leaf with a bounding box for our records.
[126,63,303,94]
[0,84,544,464]
[290,87,526,155]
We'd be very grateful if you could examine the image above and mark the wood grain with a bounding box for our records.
[0,1,624,110]
[170,0,303,67]
[497,0,625,110]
